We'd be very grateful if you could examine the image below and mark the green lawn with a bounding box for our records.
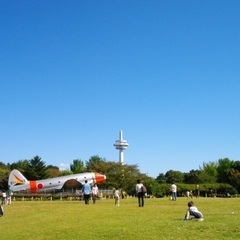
[1,197,239,240]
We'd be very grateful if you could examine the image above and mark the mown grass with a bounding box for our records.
[1,197,239,240]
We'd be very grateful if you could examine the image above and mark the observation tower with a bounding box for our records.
[113,130,129,165]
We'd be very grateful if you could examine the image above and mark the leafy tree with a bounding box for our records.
[70,159,84,173]
[233,161,240,171]
[0,173,9,190]
[155,173,166,183]
[0,162,7,169]
[199,161,218,183]
[90,161,134,190]
[86,156,108,173]
[0,163,10,190]
[183,170,202,184]
[60,169,73,176]
[165,170,184,183]
[112,163,147,195]
[228,169,240,192]
[85,155,106,171]
[227,161,240,192]
[217,158,234,183]
[144,177,163,197]
[104,161,124,189]
[84,156,148,195]
[9,160,28,171]
[46,165,62,178]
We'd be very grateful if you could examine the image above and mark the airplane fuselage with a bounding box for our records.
[9,170,106,194]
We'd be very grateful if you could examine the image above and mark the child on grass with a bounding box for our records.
[184,201,204,221]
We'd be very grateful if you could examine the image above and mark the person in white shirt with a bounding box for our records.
[184,201,204,221]
[2,192,6,205]
[91,183,98,204]
[136,179,144,207]
[170,182,177,201]
[114,188,120,206]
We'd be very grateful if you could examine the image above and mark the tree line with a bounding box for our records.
[156,158,240,192]
[0,156,239,196]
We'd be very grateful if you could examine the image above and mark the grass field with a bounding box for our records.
[1,197,239,240]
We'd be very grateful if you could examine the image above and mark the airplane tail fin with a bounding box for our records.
[8,169,28,190]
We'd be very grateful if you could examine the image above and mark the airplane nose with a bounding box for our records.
[94,173,106,184]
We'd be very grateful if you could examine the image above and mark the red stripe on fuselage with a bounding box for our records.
[29,181,37,193]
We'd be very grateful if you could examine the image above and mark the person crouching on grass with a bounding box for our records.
[184,201,204,221]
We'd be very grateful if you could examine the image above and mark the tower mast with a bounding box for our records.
[113,130,129,164]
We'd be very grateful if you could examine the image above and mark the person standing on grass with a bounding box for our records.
[6,189,13,205]
[170,182,177,201]
[91,183,98,204]
[136,179,144,207]
[114,187,120,206]
[1,191,6,205]
[195,185,200,198]
[82,180,91,205]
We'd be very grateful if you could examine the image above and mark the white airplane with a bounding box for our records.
[8,169,106,194]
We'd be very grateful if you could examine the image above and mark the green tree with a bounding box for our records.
[184,170,202,184]
[155,173,166,183]
[104,161,124,189]
[0,162,7,169]
[228,161,240,192]
[85,155,106,171]
[228,169,240,192]
[144,177,163,197]
[60,169,73,176]
[84,156,148,195]
[165,170,184,183]
[0,162,10,190]
[70,159,84,173]
[233,161,240,171]
[9,160,28,171]
[46,165,62,178]
[217,158,234,183]
[199,161,218,183]
[110,163,146,194]
[24,156,48,180]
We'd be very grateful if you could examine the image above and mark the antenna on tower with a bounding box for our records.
[113,130,129,164]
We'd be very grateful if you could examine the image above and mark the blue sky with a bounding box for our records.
[1,1,240,178]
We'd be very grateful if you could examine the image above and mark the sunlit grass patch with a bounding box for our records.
[1,197,239,239]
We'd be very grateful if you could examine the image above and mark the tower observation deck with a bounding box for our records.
[113,130,129,164]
